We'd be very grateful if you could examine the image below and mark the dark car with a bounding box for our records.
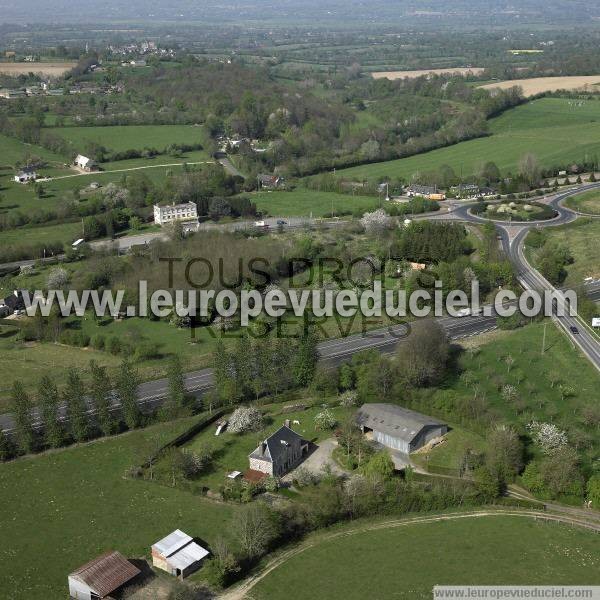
[570,326,579,334]
[276,219,287,226]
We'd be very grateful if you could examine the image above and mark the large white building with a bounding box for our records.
[74,154,98,171]
[153,202,198,225]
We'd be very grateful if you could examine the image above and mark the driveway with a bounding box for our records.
[287,438,347,479]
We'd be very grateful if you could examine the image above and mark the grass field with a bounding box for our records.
[411,425,486,473]
[528,219,600,285]
[418,321,600,469]
[0,133,68,168]
[0,415,234,600]
[564,189,600,215]
[184,400,351,491]
[253,188,380,217]
[0,221,81,247]
[56,124,208,154]
[251,516,600,600]
[336,98,600,181]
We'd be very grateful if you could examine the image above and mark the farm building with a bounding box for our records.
[153,202,198,225]
[248,425,309,477]
[68,550,140,600]
[14,166,37,183]
[356,404,447,454]
[258,173,285,189]
[151,529,210,579]
[74,155,98,171]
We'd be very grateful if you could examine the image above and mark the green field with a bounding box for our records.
[0,221,81,247]
[337,98,600,181]
[418,321,600,470]
[564,189,600,215]
[253,188,380,217]
[0,133,67,168]
[411,425,486,473]
[0,416,234,600]
[56,124,208,154]
[251,516,600,600]
[528,219,600,286]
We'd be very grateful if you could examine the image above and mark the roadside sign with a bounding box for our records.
[592,318,600,328]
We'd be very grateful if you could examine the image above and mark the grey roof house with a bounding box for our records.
[356,403,447,454]
[248,425,309,477]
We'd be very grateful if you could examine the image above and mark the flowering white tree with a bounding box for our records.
[339,390,359,407]
[47,267,69,289]
[501,384,518,404]
[527,420,568,455]
[228,406,264,434]
[314,409,337,431]
[360,209,392,235]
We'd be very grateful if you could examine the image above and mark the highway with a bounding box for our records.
[443,184,600,372]
[1,184,598,432]
[0,311,499,434]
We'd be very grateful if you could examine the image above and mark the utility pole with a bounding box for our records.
[541,321,547,355]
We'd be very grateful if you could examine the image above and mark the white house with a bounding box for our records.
[151,529,209,579]
[74,155,98,171]
[68,551,140,600]
[153,202,198,225]
[14,167,37,183]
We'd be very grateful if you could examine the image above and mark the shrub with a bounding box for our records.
[92,334,105,350]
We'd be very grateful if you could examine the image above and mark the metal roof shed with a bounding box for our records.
[151,529,209,579]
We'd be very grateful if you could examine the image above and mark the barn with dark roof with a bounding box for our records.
[356,403,447,454]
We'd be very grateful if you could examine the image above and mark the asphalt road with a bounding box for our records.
[1,184,598,432]
[446,184,600,372]
[0,311,498,434]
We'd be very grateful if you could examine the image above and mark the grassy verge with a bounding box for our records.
[563,189,600,215]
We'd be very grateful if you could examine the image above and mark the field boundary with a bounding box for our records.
[219,509,600,600]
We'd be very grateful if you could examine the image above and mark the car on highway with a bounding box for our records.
[276,219,287,226]
[570,326,579,334]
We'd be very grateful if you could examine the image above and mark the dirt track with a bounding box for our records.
[218,509,600,600]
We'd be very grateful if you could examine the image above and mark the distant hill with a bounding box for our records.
[0,0,598,27]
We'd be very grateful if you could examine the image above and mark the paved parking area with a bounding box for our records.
[286,438,347,479]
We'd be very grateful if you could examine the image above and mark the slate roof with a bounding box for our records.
[248,425,304,464]
[356,403,446,444]
[69,551,140,598]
